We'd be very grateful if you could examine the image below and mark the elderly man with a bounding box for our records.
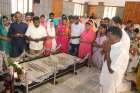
[8,11,28,58]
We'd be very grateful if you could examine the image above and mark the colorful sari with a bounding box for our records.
[56,22,70,53]
[0,18,11,55]
[92,33,107,68]
[44,21,57,55]
[78,28,96,59]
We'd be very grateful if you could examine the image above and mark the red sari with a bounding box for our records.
[78,28,96,59]
[56,22,70,53]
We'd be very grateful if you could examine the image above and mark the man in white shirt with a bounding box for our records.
[25,16,47,54]
[111,16,130,53]
[100,26,129,93]
[70,16,84,56]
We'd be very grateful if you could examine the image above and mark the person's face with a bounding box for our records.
[74,19,79,24]
[33,20,40,27]
[40,17,45,23]
[85,23,91,30]
[15,13,22,23]
[99,27,106,34]
[3,18,9,26]
[62,19,67,25]
[128,26,134,32]
[104,20,109,25]
[50,15,54,19]
[25,16,32,22]
[107,32,116,44]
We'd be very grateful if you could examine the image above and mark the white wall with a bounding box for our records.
[63,1,75,16]
[89,0,140,6]
[71,0,140,6]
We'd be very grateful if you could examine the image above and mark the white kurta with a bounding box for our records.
[121,29,130,53]
[100,41,129,93]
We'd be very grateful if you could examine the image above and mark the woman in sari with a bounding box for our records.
[92,24,107,69]
[0,16,11,55]
[40,14,47,30]
[78,20,96,64]
[56,18,70,53]
[44,19,57,55]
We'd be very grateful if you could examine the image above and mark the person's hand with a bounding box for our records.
[93,41,98,46]
[108,68,114,74]
[15,33,24,37]
[34,38,40,42]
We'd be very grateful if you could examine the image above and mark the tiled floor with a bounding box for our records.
[29,66,133,93]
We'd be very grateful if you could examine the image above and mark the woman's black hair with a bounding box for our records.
[2,16,8,20]
[99,24,107,29]
[134,28,139,33]
[40,14,45,18]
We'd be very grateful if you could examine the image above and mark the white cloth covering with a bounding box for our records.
[100,41,129,93]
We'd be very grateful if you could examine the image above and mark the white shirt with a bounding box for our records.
[70,23,84,44]
[121,29,130,53]
[100,41,129,93]
[25,25,47,50]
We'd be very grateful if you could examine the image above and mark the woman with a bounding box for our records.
[0,16,11,55]
[92,24,107,69]
[56,18,70,53]
[40,14,47,30]
[78,20,96,62]
[44,19,57,55]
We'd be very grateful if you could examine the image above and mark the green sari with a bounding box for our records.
[0,18,11,55]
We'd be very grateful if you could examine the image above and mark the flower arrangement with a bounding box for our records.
[6,57,23,75]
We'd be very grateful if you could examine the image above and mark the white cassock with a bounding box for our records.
[100,41,129,93]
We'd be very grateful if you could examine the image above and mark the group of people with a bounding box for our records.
[0,11,96,60]
[1,10,140,93]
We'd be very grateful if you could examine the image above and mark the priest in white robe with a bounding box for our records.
[100,26,129,93]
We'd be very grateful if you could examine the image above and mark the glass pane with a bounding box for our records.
[18,0,24,13]
[29,0,33,12]
[11,0,18,13]
[24,0,28,13]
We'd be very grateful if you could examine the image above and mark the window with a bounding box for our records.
[103,6,117,19]
[74,3,84,16]
[11,0,33,13]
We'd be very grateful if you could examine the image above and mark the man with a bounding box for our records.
[70,16,84,56]
[100,26,129,93]
[49,12,55,20]
[24,12,33,26]
[111,16,130,53]
[25,16,47,54]
[8,11,28,58]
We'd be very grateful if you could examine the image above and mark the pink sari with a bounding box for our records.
[56,22,70,53]
[78,28,96,59]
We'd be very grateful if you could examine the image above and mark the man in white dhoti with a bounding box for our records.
[100,26,129,93]
[111,16,131,92]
